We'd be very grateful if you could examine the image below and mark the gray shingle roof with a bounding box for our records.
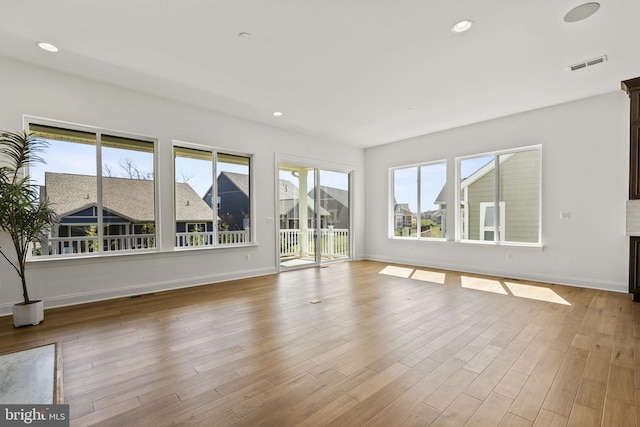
[279,179,330,217]
[175,182,216,221]
[220,171,249,196]
[316,185,348,207]
[45,172,213,222]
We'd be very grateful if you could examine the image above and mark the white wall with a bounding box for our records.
[0,57,365,315]
[365,91,629,293]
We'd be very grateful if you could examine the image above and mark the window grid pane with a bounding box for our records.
[28,124,157,257]
[457,147,540,245]
[393,167,418,237]
[174,147,215,248]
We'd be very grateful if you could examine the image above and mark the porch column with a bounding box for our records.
[299,170,308,257]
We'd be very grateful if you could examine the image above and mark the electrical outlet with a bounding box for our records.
[560,211,571,220]
[245,254,250,261]
[506,253,513,261]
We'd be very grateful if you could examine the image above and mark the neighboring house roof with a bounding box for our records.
[279,180,330,217]
[313,186,349,207]
[175,182,216,221]
[433,154,514,205]
[220,171,249,196]
[461,153,513,190]
[394,204,413,217]
[434,186,446,206]
[45,172,213,222]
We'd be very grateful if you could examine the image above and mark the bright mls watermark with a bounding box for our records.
[1,405,69,426]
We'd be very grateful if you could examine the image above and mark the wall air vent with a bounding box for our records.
[569,55,607,71]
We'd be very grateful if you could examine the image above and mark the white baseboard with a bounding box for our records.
[0,266,277,318]
[362,253,627,294]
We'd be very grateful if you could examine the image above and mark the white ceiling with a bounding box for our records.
[1,1,638,148]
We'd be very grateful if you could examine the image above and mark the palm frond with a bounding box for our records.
[0,131,48,182]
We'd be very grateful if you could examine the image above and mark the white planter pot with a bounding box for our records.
[12,300,44,327]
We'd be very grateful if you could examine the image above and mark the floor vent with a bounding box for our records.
[569,55,607,71]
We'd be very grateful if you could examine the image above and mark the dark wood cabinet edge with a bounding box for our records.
[630,124,640,199]
[624,77,640,300]
[631,237,640,300]
[622,77,640,95]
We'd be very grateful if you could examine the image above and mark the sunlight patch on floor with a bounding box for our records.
[504,281,571,305]
[379,265,414,278]
[411,270,446,284]
[461,276,508,295]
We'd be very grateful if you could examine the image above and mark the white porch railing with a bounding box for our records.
[32,233,156,256]
[31,228,345,258]
[175,229,249,247]
[280,227,349,259]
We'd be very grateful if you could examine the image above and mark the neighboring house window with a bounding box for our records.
[28,122,157,257]
[390,161,447,239]
[479,202,505,241]
[187,223,206,232]
[174,144,252,248]
[457,146,541,244]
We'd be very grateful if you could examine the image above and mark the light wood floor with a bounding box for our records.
[0,260,638,426]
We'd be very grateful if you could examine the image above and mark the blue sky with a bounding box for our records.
[31,140,348,203]
[393,156,493,213]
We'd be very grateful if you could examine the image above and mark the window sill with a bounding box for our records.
[388,236,447,242]
[454,239,544,250]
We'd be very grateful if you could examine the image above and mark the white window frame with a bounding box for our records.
[389,160,447,241]
[25,116,159,259]
[455,145,542,246]
[172,140,255,250]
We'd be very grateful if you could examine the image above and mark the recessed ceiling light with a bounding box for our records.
[273,111,283,117]
[37,42,58,52]
[451,19,473,33]
[563,2,600,23]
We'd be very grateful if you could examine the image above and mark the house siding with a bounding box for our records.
[466,150,540,242]
[218,174,250,230]
[500,150,540,243]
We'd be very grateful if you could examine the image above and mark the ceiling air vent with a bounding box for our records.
[569,55,607,71]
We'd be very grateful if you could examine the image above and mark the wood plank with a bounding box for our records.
[606,365,635,405]
[466,392,513,427]
[602,397,636,427]
[509,348,565,421]
[430,393,482,426]
[532,409,567,427]
[494,370,529,399]
[567,403,601,427]
[500,412,533,427]
[348,362,410,402]
[574,378,606,412]
[423,368,478,411]
[541,346,589,417]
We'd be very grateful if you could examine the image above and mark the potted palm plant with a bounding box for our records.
[0,131,58,327]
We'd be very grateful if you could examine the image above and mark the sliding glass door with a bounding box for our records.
[278,164,350,269]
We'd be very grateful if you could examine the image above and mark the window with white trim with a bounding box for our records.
[173,144,252,248]
[457,146,541,244]
[391,161,446,239]
[28,122,157,257]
